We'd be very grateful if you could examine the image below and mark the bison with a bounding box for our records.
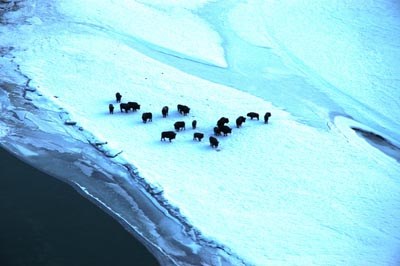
[161,131,176,142]
[174,121,185,131]
[192,120,197,129]
[127,102,141,112]
[217,117,229,128]
[109,104,114,114]
[120,103,130,113]
[115,92,122,103]
[193,132,204,141]
[220,125,232,136]
[180,106,190,115]
[247,112,259,120]
[209,136,219,148]
[213,126,221,136]
[236,116,246,128]
[142,112,152,123]
[177,104,190,116]
[161,106,169,118]
[264,112,271,124]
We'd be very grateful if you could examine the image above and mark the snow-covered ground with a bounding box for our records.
[1,0,400,265]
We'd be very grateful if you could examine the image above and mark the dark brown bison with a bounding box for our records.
[115,92,122,103]
[161,106,169,118]
[236,116,246,128]
[213,126,221,136]
[247,112,259,120]
[120,103,130,113]
[127,102,141,112]
[161,131,176,142]
[220,125,232,136]
[177,105,190,116]
[109,104,114,114]
[217,117,229,128]
[264,112,271,124]
[192,120,197,129]
[177,104,184,111]
[193,132,204,141]
[174,121,185,131]
[209,136,219,148]
[142,112,152,123]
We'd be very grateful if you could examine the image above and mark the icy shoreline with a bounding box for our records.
[0,79,246,265]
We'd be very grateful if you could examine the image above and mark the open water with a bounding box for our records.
[0,147,159,266]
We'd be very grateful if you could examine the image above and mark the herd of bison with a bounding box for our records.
[109,92,271,149]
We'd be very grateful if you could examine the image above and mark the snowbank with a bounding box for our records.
[57,0,226,67]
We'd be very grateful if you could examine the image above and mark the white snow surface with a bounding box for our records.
[57,0,226,67]
[257,0,400,140]
[2,0,400,265]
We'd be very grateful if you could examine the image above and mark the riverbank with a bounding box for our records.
[0,146,159,266]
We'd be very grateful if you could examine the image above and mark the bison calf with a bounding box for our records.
[192,120,197,129]
[247,112,259,120]
[209,136,219,148]
[193,132,204,141]
[115,92,122,103]
[236,116,246,128]
[161,131,176,142]
[109,104,114,114]
[161,106,169,118]
[174,121,185,131]
[264,112,271,124]
[142,112,152,123]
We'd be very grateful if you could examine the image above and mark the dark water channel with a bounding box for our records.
[0,147,159,266]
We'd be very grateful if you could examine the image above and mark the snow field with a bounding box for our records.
[16,29,400,264]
